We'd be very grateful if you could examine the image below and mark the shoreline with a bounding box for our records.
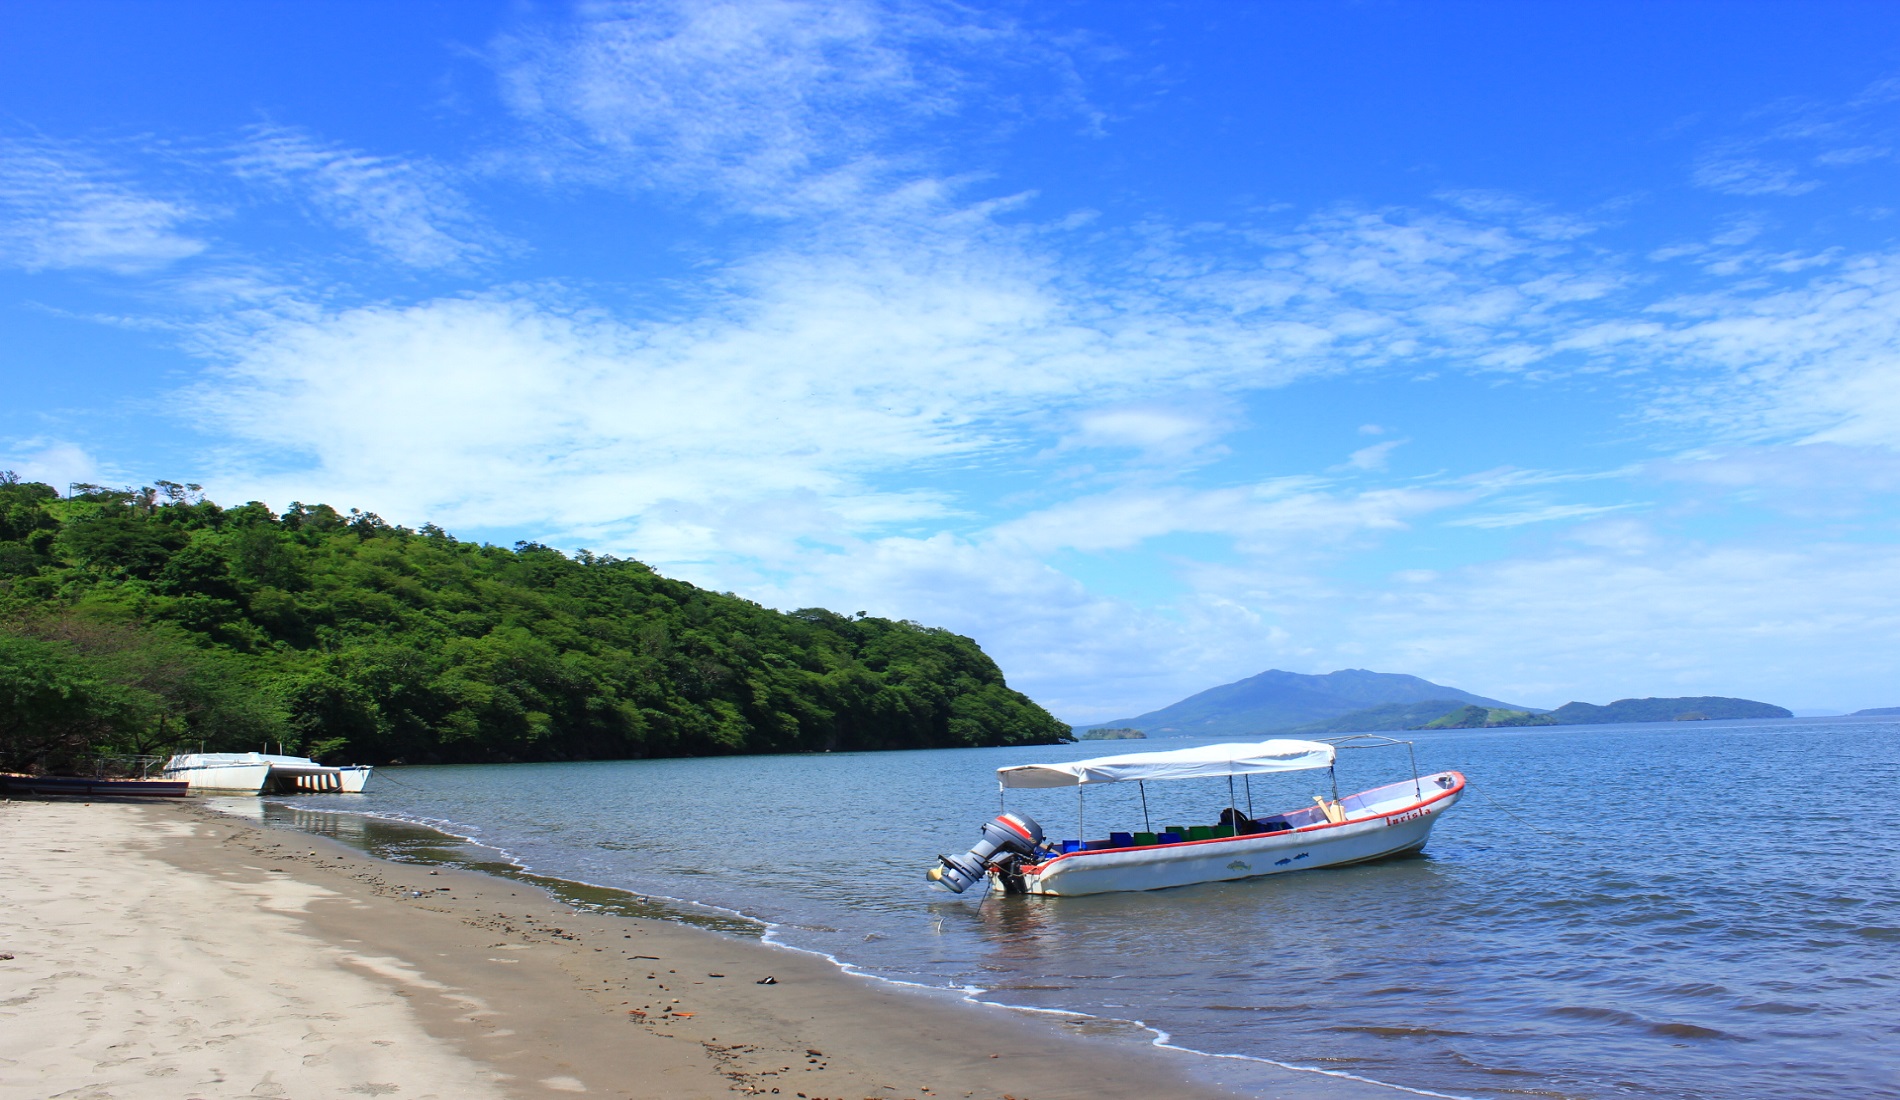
[1,796,1407,1100]
[230,799,1474,1100]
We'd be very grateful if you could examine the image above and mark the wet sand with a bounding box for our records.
[0,796,1376,1100]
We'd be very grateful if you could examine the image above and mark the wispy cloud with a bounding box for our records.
[230,125,494,267]
[991,480,1470,557]
[0,438,103,487]
[1691,154,1820,197]
[0,138,207,273]
[1345,531,1900,709]
[492,0,1010,213]
[14,1,1900,719]
[1688,73,1900,198]
[1445,501,1640,529]
[1634,251,1900,450]
[1340,438,1404,472]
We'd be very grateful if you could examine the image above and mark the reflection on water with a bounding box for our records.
[239,717,1900,1100]
[236,799,763,937]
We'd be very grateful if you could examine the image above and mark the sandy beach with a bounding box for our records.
[0,796,1405,1100]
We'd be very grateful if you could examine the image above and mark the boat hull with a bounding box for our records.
[0,775,190,798]
[1007,771,1462,897]
[161,754,373,794]
[161,760,273,792]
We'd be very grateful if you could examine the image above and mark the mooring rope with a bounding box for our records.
[1463,782,1573,840]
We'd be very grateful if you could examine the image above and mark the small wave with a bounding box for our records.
[1647,1022,1744,1041]
[1549,1005,1743,1041]
[1549,1005,1642,1025]
[1657,981,1731,999]
[1736,1000,1817,1015]
[1328,1024,1476,1039]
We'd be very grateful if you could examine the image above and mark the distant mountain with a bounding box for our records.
[1546,697,1791,724]
[1088,669,1528,739]
[1852,706,1900,716]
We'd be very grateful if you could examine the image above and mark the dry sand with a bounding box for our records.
[0,796,1400,1100]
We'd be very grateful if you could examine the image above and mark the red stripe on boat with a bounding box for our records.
[997,815,1034,842]
[1027,771,1466,870]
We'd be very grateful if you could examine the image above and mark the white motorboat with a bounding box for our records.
[928,736,1462,897]
[161,752,373,794]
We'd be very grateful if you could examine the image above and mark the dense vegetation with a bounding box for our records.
[1282,699,1480,735]
[1418,704,1556,730]
[1283,693,1792,735]
[0,476,1068,772]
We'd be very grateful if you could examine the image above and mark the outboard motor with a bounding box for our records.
[927,812,1044,894]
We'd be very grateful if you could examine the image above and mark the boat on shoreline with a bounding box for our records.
[161,752,373,794]
[928,736,1463,896]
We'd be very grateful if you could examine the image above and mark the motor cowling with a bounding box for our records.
[927,811,1044,893]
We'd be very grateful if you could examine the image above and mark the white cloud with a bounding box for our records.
[0,139,206,273]
[1341,533,1900,711]
[1444,501,1640,529]
[127,7,1900,723]
[1639,251,1900,449]
[1341,438,1403,471]
[201,187,1629,541]
[230,125,492,267]
[492,0,1025,214]
[990,480,1469,557]
[1,440,103,488]
[1651,443,1900,516]
[1813,144,1888,167]
[1058,401,1234,461]
[1691,155,1820,196]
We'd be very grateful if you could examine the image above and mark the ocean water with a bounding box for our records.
[258,716,1900,1100]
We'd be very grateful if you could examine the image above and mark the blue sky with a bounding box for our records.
[5,1,1900,719]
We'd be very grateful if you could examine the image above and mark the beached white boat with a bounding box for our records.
[161,752,373,794]
[928,737,1462,897]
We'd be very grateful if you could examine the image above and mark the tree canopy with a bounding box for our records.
[0,475,1069,770]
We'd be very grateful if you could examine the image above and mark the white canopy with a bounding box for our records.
[997,739,1337,789]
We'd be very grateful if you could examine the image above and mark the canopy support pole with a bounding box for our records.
[1076,784,1084,842]
[1244,773,1254,818]
[1330,765,1340,804]
[1138,781,1151,832]
[1227,773,1238,828]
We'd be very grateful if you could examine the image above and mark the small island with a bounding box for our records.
[1079,727,1147,740]
[1417,705,1556,730]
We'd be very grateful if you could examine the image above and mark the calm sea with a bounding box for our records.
[246,716,1900,1100]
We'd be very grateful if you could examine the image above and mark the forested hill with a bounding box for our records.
[0,477,1069,770]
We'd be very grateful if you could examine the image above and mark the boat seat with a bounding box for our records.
[1109,832,1135,848]
[1133,831,1158,846]
[1186,825,1215,841]
[1157,831,1183,844]
[1219,807,1262,834]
